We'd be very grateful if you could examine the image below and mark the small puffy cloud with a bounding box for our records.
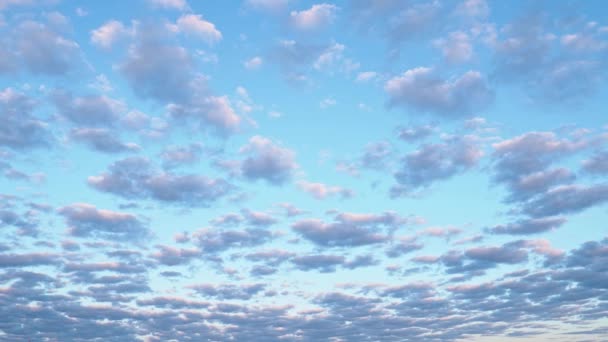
[70,128,139,153]
[169,95,241,135]
[240,136,297,185]
[193,227,273,253]
[88,157,233,207]
[488,216,567,235]
[246,0,289,13]
[522,183,608,218]
[160,143,203,169]
[244,56,263,70]
[0,88,51,150]
[434,31,473,64]
[51,91,125,127]
[172,14,222,44]
[292,211,406,247]
[15,20,80,75]
[90,20,130,49]
[147,0,188,10]
[58,203,149,242]
[397,124,435,142]
[456,0,490,18]
[392,136,483,194]
[583,151,608,174]
[319,97,336,108]
[385,67,493,117]
[356,71,377,82]
[290,4,338,30]
[297,181,353,200]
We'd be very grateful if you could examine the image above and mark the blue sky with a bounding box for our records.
[1,0,608,341]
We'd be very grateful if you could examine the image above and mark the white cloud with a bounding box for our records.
[90,20,129,49]
[173,14,222,44]
[290,3,338,30]
[147,0,188,10]
[244,56,263,70]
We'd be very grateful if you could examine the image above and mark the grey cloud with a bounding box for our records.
[0,88,52,150]
[88,157,233,206]
[385,67,493,117]
[14,20,80,75]
[160,143,203,168]
[0,253,60,268]
[393,135,483,194]
[193,227,273,253]
[190,283,265,300]
[292,211,406,247]
[522,183,608,217]
[240,135,297,185]
[52,90,124,127]
[397,124,435,142]
[291,254,345,273]
[58,203,149,242]
[583,151,608,174]
[488,216,567,235]
[70,128,139,153]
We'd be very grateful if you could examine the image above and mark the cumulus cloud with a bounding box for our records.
[52,90,125,127]
[297,180,353,200]
[147,0,188,10]
[434,31,473,64]
[385,67,493,117]
[70,128,139,153]
[90,20,130,49]
[290,4,338,30]
[488,216,567,235]
[392,135,483,195]
[88,157,233,206]
[292,211,407,247]
[0,88,51,150]
[171,14,222,44]
[58,203,149,242]
[244,56,263,70]
[14,20,80,75]
[239,136,297,185]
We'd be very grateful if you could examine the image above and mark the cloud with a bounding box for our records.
[356,71,377,82]
[160,143,203,168]
[488,216,567,235]
[90,20,130,49]
[172,14,222,44]
[392,135,483,194]
[52,90,125,127]
[147,0,188,10]
[193,227,273,253]
[0,252,60,267]
[522,183,608,218]
[69,128,139,153]
[88,157,233,206]
[0,88,51,150]
[14,20,80,75]
[297,180,353,200]
[491,131,586,202]
[190,283,265,300]
[433,31,473,64]
[58,203,149,242]
[150,245,201,266]
[244,56,263,70]
[583,151,608,174]
[245,0,289,13]
[292,211,406,247]
[240,136,297,185]
[385,67,493,117]
[290,4,338,30]
[397,124,435,142]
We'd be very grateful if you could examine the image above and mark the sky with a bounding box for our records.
[0,0,608,341]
